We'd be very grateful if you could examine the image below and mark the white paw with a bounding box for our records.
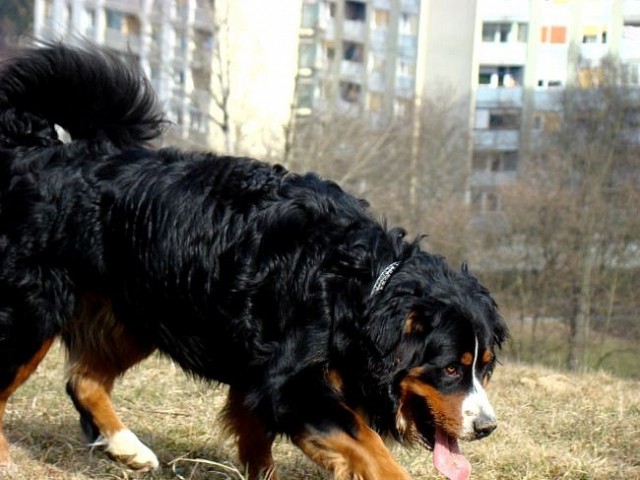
[93,429,159,471]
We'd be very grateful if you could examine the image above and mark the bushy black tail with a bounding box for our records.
[0,42,165,149]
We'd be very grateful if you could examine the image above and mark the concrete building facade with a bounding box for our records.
[33,0,300,155]
[292,0,640,216]
[31,0,640,208]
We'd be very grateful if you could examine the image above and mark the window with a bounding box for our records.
[173,68,185,87]
[582,25,607,44]
[325,44,335,62]
[343,41,363,62]
[371,55,385,72]
[396,59,414,77]
[472,151,518,172]
[106,9,123,30]
[623,62,640,85]
[489,109,521,130]
[374,9,389,29]
[479,72,492,85]
[296,82,314,109]
[345,1,366,21]
[517,23,528,42]
[533,115,543,130]
[394,98,412,117]
[301,3,319,29]
[369,93,383,112]
[623,22,640,42]
[189,109,208,134]
[298,43,316,69]
[483,22,527,43]
[340,81,361,103]
[478,65,524,87]
[399,13,418,35]
[541,25,567,44]
[483,23,510,42]
[486,192,500,211]
[469,189,502,213]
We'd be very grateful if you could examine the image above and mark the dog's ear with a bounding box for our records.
[361,295,414,358]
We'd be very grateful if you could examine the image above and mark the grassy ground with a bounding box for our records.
[504,318,640,379]
[1,343,639,480]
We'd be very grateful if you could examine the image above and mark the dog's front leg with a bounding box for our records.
[292,406,411,480]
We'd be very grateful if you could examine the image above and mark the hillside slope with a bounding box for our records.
[2,346,639,479]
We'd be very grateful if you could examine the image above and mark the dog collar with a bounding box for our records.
[370,262,401,297]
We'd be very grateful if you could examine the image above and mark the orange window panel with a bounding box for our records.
[550,26,567,43]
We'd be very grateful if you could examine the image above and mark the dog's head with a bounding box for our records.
[363,252,508,479]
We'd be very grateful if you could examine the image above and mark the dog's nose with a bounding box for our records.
[473,416,497,439]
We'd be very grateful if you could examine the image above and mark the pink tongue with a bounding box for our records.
[433,427,471,480]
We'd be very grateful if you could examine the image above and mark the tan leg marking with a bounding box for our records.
[222,388,277,480]
[294,414,411,480]
[0,337,55,465]
[65,294,157,471]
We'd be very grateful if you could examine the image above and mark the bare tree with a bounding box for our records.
[411,91,472,265]
[209,3,233,153]
[497,56,640,371]
[285,91,472,269]
[287,112,413,224]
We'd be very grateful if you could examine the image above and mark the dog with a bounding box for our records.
[0,43,508,480]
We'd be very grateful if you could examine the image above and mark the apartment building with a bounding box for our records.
[32,0,300,155]
[472,0,640,215]
[293,0,640,216]
[31,0,640,200]
[294,0,422,123]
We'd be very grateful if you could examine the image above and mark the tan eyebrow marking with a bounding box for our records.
[482,349,494,365]
[461,352,473,366]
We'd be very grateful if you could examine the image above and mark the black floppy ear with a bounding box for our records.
[362,297,414,357]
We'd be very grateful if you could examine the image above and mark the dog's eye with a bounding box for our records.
[443,365,460,378]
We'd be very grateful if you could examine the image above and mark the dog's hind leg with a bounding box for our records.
[0,336,55,466]
[222,388,278,480]
[63,294,158,471]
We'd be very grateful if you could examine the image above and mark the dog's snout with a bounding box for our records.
[473,416,497,439]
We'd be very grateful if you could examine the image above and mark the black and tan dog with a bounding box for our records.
[0,44,507,480]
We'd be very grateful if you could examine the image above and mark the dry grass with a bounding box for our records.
[2,343,638,480]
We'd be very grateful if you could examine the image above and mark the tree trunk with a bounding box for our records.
[567,242,594,371]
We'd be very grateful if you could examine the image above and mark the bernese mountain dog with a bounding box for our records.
[0,44,507,480]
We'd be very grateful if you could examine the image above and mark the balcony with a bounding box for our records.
[343,20,366,41]
[372,0,391,9]
[370,29,388,52]
[340,60,364,82]
[621,34,640,60]
[532,89,563,111]
[323,20,336,41]
[104,29,141,54]
[104,0,142,15]
[470,170,518,187]
[395,75,414,97]
[473,129,520,150]
[398,34,418,59]
[477,42,527,66]
[369,72,385,92]
[400,0,420,14]
[194,6,215,30]
[579,43,609,65]
[623,0,640,22]
[476,87,524,107]
[190,89,210,110]
[479,0,530,22]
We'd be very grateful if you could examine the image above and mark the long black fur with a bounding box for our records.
[0,44,507,459]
